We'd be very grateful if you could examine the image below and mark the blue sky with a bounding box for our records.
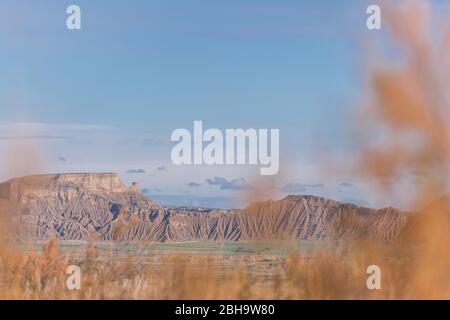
[0,0,420,208]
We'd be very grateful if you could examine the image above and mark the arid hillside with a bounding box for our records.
[0,173,410,242]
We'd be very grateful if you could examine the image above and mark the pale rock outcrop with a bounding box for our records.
[0,173,410,242]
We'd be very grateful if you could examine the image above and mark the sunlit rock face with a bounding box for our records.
[0,173,410,242]
[0,173,161,240]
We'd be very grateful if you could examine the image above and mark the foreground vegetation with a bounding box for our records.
[0,237,447,300]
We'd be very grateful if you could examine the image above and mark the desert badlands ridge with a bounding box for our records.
[0,173,418,242]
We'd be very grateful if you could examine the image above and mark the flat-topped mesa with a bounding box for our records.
[51,173,130,193]
[0,173,161,240]
[0,173,139,202]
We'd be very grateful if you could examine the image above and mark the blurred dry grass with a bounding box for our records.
[0,238,413,300]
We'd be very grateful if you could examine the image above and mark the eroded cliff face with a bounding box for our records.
[0,173,410,242]
[0,173,162,240]
[234,196,408,241]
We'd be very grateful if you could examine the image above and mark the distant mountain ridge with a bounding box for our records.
[0,173,410,242]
